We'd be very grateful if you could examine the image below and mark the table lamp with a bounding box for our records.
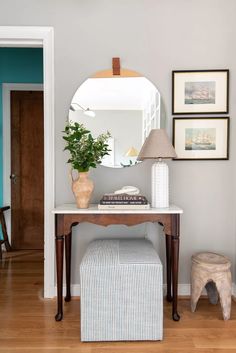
[137,129,177,208]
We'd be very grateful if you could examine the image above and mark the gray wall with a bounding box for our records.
[1,0,235,286]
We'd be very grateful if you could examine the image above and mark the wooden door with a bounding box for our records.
[11,91,44,249]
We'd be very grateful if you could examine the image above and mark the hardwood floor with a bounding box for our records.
[1,250,236,353]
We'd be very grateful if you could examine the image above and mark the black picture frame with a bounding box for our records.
[173,117,229,160]
[172,70,229,115]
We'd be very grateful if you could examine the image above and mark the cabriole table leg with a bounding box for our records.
[65,232,72,302]
[55,235,64,321]
[171,214,180,321]
[165,234,172,302]
[171,236,180,321]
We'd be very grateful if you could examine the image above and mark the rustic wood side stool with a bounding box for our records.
[0,206,11,260]
[191,252,232,320]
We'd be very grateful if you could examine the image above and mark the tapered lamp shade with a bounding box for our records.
[137,129,177,160]
[137,129,177,208]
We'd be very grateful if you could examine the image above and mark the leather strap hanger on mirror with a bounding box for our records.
[112,57,120,75]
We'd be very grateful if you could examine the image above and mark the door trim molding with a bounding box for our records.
[0,26,55,298]
[3,83,44,241]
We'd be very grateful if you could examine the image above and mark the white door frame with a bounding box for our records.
[0,26,55,298]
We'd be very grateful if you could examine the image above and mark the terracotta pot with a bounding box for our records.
[70,170,94,208]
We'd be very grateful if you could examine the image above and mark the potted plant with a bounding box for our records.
[63,121,111,208]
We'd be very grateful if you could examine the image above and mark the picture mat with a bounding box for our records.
[174,71,228,113]
[174,119,228,159]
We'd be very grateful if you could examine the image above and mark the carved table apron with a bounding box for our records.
[53,204,183,322]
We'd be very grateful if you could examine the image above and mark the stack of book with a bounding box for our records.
[98,193,150,210]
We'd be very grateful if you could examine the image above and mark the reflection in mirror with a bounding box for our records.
[69,75,161,168]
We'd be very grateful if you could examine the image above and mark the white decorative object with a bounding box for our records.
[137,129,177,208]
[114,185,140,195]
[152,161,169,208]
[80,239,163,341]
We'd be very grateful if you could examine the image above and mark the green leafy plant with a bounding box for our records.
[63,121,111,172]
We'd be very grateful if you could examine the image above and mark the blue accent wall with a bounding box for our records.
[0,48,43,209]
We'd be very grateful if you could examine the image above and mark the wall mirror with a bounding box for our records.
[69,69,161,168]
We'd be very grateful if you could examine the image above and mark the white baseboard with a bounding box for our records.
[55,282,236,298]
[165,283,235,296]
[54,284,81,297]
[163,284,207,296]
[55,284,194,298]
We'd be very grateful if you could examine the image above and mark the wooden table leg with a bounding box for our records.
[65,232,72,302]
[171,214,180,321]
[55,235,64,321]
[165,234,172,302]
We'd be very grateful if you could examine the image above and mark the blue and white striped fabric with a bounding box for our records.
[80,239,163,341]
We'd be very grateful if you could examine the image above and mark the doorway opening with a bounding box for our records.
[0,27,54,298]
[1,48,44,252]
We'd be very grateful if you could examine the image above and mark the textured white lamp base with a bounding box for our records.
[152,161,169,208]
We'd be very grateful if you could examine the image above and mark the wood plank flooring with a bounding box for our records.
[1,250,236,353]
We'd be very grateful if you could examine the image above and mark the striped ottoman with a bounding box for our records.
[80,239,163,341]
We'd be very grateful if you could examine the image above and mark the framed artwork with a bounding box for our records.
[173,117,229,160]
[172,70,229,114]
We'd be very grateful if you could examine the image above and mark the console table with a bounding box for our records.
[53,204,183,322]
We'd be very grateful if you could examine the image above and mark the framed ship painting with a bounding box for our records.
[173,117,229,160]
[172,70,229,114]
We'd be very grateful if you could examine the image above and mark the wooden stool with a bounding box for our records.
[0,206,11,260]
[191,252,231,320]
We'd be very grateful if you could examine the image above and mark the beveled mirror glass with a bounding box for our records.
[69,70,161,168]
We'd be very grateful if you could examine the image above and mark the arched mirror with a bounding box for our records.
[69,69,161,168]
